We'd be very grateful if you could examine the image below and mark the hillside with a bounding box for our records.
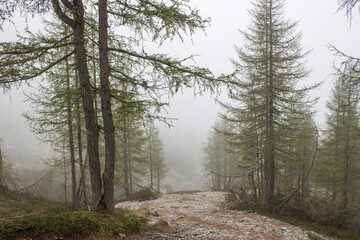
[1,187,358,239]
[116,192,334,240]
[0,186,143,240]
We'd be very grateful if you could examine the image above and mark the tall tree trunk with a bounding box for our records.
[75,18,102,209]
[75,73,88,209]
[129,160,133,194]
[65,50,78,208]
[156,142,161,193]
[223,142,227,190]
[123,116,130,198]
[149,122,154,190]
[0,144,3,185]
[264,0,275,210]
[99,0,116,214]
[63,140,68,207]
[343,86,352,213]
[157,166,161,193]
[70,0,102,209]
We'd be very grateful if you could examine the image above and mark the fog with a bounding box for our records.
[1,0,360,191]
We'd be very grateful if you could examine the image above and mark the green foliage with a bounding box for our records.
[218,0,317,210]
[0,211,144,240]
[0,213,100,239]
[171,190,203,195]
[96,209,144,236]
[122,188,160,202]
[0,186,68,219]
[0,187,144,239]
[226,191,360,240]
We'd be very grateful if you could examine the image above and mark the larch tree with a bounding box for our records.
[151,127,166,193]
[1,0,223,214]
[222,0,316,210]
[321,66,360,214]
[202,120,235,191]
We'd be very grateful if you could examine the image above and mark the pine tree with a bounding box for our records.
[0,0,223,214]
[320,69,360,213]
[202,120,236,191]
[221,0,316,209]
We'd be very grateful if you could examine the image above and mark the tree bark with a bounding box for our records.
[75,72,88,209]
[99,0,116,214]
[342,86,352,213]
[73,2,102,210]
[63,141,68,207]
[0,144,3,185]
[123,116,130,198]
[65,49,78,208]
[52,0,102,209]
[264,0,275,210]
[149,122,154,190]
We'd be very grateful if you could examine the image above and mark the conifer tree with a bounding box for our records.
[221,0,316,209]
[320,68,360,213]
[0,0,224,214]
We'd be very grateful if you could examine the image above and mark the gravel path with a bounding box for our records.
[116,192,331,240]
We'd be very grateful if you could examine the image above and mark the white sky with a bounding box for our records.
[1,0,360,183]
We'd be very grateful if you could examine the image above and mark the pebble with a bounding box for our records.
[116,192,334,240]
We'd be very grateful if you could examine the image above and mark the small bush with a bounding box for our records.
[225,191,360,240]
[0,213,100,239]
[0,187,145,239]
[124,188,159,202]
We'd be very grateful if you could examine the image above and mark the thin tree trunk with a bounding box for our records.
[264,0,275,210]
[149,122,154,190]
[224,141,227,190]
[65,49,78,208]
[342,86,351,213]
[99,0,116,214]
[68,0,102,210]
[157,167,161,193]
[75,72,88,209]
[156,142,161,193]
[128,139,133,194]
[0,144,3,185]
[129,162,133,194]
[123,114,130,198]
[63,140,68,207]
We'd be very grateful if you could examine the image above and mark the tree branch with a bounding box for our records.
[51,0,74,27]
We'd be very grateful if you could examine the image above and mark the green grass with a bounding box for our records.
[170,190,204,195]
[0,185,68,219]
[0,186,145,239]
[226,196,359,240]
[119,188,160,202]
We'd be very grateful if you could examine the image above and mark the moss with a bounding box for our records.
[0,213,100,239]
[122,188,160,202]
[0,187,145,239]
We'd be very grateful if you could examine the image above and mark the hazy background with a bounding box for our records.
[1,0,360,190]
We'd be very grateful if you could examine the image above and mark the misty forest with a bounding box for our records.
[1,0,360,239]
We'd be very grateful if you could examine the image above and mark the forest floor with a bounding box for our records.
[116,192,333,240]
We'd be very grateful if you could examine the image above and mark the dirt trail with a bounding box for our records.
[116,192,330,240]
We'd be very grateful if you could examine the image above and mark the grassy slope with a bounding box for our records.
[226,192,359,240]
[0,186,144,240]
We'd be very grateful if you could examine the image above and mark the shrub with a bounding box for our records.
[124,188,159,202]
[0,213,100,239]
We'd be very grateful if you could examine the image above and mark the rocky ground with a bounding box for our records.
[116,192,333,240]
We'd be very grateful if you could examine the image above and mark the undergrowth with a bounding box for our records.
[226,191,360,240]
[119,188,160,202]
[0,186,145,239]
